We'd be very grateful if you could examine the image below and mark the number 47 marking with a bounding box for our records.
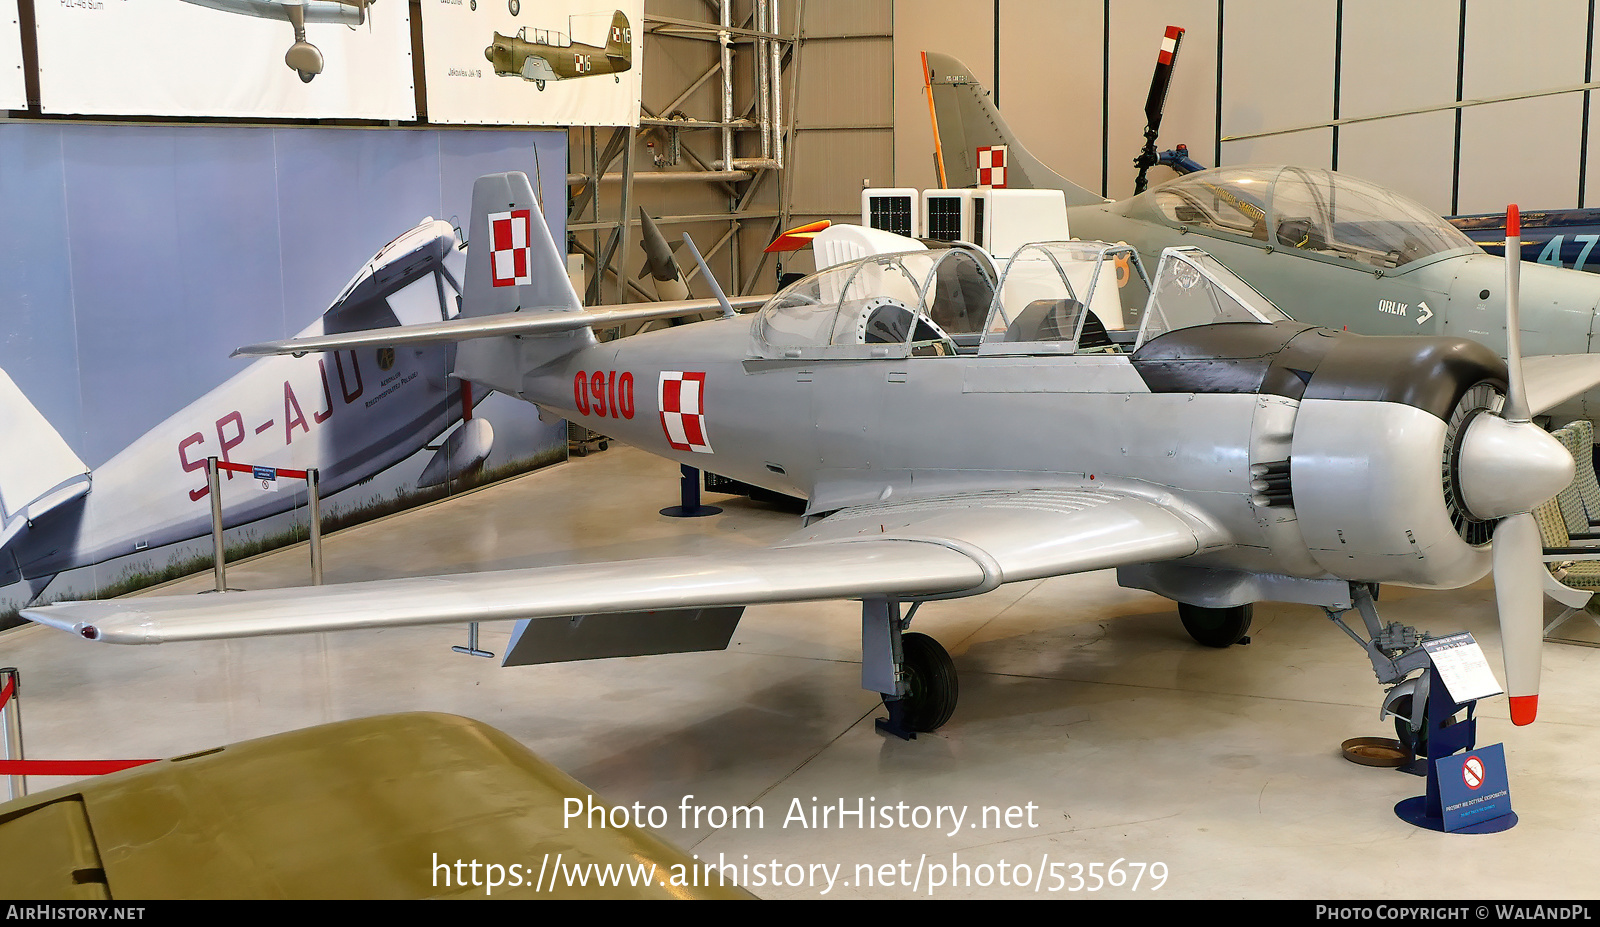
[1537,233,1600,270]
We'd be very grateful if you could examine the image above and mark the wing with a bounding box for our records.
[1522,354,1600,416]
[23,488,1224,645]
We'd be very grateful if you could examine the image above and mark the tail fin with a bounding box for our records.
[454,172,591,396]
[923,52,1108,207]
[604,10,632,67]
[0,368,91,556]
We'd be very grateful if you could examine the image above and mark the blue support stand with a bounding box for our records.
[1393,662,1517,833]
[660,464,723,518]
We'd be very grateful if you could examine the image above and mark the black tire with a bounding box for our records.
[297,70,315,84]
[535,80,546,91]
[1392,694,1452,759]
[508,0,519,14]
[1178,602,1253,648]
[884,632,958,732]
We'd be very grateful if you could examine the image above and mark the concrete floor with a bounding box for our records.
[5,445,1600,900]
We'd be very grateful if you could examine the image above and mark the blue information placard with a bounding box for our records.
[1436,743,1512,832]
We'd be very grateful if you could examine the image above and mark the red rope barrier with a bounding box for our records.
[0,676,12,712]
[214,460,309,479]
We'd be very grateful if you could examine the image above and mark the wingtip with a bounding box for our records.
[1507,204,1521,237]
[1510,693,1538,725]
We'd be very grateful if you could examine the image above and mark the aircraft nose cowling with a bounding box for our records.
[1457,415,1574,520]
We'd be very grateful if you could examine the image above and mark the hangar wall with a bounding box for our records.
[894,0,1600,218]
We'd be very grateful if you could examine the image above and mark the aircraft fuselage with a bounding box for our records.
[522,314,1509,610]
[1070,206,1600,421]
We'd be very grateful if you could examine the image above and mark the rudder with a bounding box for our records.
[454,172,591,397]
[923,52,1107,206]
[604,10,632,67]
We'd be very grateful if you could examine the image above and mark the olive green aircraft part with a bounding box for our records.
[0,712,752,899]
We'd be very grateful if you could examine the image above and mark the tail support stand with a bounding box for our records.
[660,465,723,518]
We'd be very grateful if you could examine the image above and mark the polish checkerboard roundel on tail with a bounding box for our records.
[460,172,581,319]
[977,145,1007,188]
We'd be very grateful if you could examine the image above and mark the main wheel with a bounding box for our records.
[1391,694,1453,759]
[1178,602,1252,648]
[297,70,316,84]
[508,0,519,14]
[884,632,958,733]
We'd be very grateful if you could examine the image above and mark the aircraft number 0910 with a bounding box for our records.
[574,370,635,419]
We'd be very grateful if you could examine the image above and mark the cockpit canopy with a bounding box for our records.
[751,240,1278,359]
[1135,247,1291,346]
[1144,166,1478,271]
[752,245,1000,359]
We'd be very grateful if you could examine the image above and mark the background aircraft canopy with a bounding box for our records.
[753,247,994,359]
[1144,166,1479,271]
[1137,247,1291,347]
[982,241,1142,353]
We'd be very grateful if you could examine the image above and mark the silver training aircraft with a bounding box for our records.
[25,173,1600,742]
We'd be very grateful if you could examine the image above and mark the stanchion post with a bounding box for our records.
[208,456,226,593]
[308,467,323,586]
[0,667,25,802]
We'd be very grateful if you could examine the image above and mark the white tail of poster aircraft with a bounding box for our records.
[177,0,375,83]
[26,172,1600,744]
[0,219,500,605]
[922,51,1600,423]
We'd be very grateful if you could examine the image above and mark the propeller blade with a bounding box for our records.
[1144,25,1184,134]
[1491,511,1543,725]
[1503,204,1531,422]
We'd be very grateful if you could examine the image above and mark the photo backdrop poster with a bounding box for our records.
[421,0,642,125]
[0,0,22,109]
[0,124,568,620]
[34,0,416,119]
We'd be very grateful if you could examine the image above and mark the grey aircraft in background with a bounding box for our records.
[923,52,1600,424]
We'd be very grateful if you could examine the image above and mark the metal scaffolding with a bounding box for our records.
[567,0,799,309]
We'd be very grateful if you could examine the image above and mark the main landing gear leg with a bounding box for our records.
[863,599,958,740]
[1322,582,1439,754]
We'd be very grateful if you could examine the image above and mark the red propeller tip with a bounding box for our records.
[1509,694,1538,726]
[1507,204,1520,237]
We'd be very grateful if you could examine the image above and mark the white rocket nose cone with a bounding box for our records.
[1458,416,1574,520]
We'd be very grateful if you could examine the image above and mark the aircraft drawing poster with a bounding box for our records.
[0,0,23,110]
[421,0,642,126]
[33,0,416,119]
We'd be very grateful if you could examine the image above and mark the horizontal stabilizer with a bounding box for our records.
[233,296,769,357]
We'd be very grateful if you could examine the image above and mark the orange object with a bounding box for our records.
[765,219,832,253]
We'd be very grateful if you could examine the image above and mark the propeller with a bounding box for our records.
[1133,26,1185,195]
[1453,205,1571,725]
